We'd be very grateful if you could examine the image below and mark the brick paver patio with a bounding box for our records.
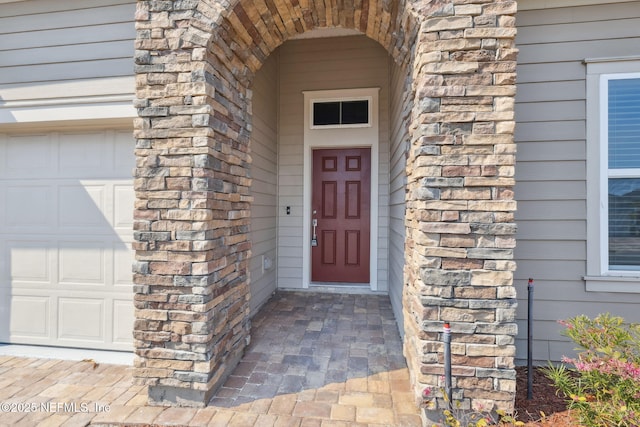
[0,292,422,426]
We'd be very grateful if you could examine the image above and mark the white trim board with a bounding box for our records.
[0,101,136,125]
[302,88,380,291]
[0,344,134,365]
[0,76,136,125]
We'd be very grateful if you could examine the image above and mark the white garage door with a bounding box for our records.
[0,130,135,351]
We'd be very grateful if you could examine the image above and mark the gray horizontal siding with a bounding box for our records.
[249,54,278,315]
[0,1,135,86]
[517,2,640,26]
[516,161,585,181]
[517,62,587,84]
[519,38,640,64]
[518,17,640,45]
[389,61,409,337]
[515,1,640,364]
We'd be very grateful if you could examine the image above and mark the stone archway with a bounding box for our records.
[133,0,518,415]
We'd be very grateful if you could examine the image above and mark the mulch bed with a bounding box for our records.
[513,366,577,426]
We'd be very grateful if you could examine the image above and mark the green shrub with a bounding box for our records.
[545,313,640,427]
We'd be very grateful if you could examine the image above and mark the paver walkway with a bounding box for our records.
[0,292,422,426]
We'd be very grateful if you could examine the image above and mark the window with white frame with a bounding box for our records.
[585,59,640,291]
[604,75,640,272]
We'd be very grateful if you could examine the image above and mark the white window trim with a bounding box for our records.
[585,57,640,292]
[301,88,379,291]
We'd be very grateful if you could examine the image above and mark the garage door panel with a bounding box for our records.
[0,239,4,285]
[6,185,54,228]
[58,298,103,342]
[7,240,51,284]
[114,131,135,175]
[2,134,53,178]
[58,133,108,176]
[114,242,133,287]
[58,184,106,228]
[114,184,134,229]
[10,295,50,338]
[0,289,8,341]
[113,299,133,345]
[58,242,105,285]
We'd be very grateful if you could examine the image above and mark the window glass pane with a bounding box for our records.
[313,102,340,126]
[341,100,369,125]
[609,178,640,270]
[608,78,640,169]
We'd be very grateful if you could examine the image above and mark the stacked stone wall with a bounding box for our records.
[403,0,518,416]
[133,0,255,406]
[133,0,518,412]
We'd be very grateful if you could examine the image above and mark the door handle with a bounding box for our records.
[311,218,318,246]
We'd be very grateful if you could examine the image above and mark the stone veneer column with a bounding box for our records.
[132,0,518,413]
[132,1,252,406]
[402,0,519,417]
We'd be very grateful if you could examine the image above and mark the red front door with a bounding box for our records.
[311,148,371,283]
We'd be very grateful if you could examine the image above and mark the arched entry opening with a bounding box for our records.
[133,0,518,417]
[249,34,402,298]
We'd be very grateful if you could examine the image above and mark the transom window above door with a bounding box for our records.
[311,98,371,128]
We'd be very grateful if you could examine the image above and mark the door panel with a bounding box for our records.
[345,230,360,265]
[322,230,336,265]
[345,181,361,218]
[312,148,370,283]
[322,181,337,218]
